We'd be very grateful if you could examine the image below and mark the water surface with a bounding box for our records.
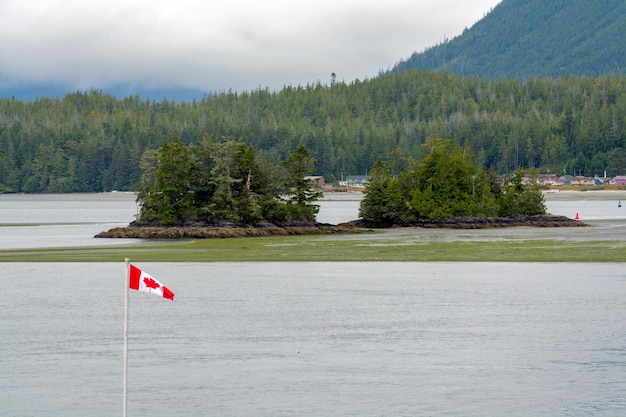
[1,262,625,416]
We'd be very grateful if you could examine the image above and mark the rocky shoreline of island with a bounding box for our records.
[94,214,585,239]
[353,214,586,229]
[95,220,363,239]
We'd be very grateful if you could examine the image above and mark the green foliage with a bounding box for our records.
[497,170,546,217]
[136,138,320,225]
[2,69,626,194]
[393,0,626,79]
[137,137,192,224]
[359,159,411,224]
[410,139,474,219]
[405,139,500,220]
[360,140,545,224]
[281,143,322,209]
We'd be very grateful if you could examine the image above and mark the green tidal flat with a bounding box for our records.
[0,231,623,262]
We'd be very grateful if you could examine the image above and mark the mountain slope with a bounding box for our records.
[392,0,626,79]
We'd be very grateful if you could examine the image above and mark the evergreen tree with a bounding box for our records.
[497,170,546,217]
[410,139,489,219]
[359,159,410,224]
[137,137,192,224]
[280,143,322,221]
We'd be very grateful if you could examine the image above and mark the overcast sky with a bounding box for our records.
[0,0,502,95]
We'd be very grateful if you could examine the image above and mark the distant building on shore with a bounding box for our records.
[338,175,369,189]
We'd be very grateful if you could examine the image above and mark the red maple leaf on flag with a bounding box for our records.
[143,277,161,289]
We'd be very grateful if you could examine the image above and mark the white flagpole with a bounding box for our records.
[123,258,130,417]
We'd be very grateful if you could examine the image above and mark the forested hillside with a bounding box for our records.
[1,71,626,193]
[393,0,626,79]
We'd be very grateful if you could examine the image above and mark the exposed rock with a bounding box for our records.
[95,220,362,239]
[95,215,585,239]
[353,214,587,229]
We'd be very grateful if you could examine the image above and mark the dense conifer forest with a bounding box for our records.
[1,70,626,193]
[359,139,545,224]
[135,138,322,225]
[393,0,626,79]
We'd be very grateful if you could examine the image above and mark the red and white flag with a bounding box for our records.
[129,264,174,301]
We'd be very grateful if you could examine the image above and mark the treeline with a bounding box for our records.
[360,139,545,224]
[1,70,626,193]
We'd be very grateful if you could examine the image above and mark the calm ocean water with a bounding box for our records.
[1,262,625,417]
[1,193,626,416]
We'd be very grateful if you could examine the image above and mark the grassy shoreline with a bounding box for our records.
[1,230,623,262]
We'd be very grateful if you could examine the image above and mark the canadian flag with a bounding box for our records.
[129,264,175,301]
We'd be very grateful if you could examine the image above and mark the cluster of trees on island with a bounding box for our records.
[359,139,545,224]
[137,137,322,225]
[2,70,626,193]
[137,137,545,226]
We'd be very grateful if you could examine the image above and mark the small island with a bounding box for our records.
[97,138,583,240]
[96,214,583,239]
